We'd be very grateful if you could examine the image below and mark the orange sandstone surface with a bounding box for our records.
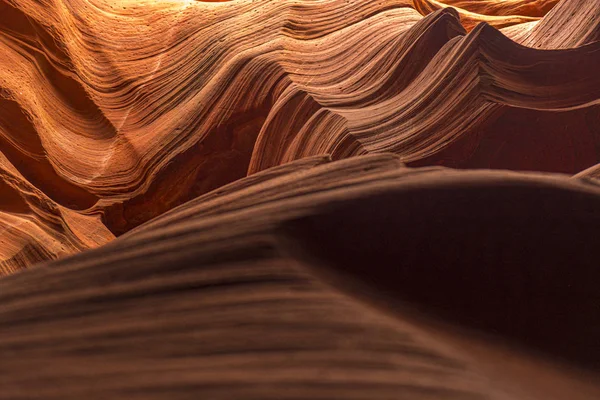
[0,0,599,398]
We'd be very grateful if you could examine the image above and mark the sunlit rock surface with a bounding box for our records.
[0,0,599,397]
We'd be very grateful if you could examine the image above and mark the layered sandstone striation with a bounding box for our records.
[0,0,598,271]
[2,156,600,398]
[1,1,600,396]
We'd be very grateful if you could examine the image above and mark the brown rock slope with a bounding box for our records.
[0,0,599,271]
[1,155,600,398]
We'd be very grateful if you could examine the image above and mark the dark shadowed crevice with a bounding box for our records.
[103,103,273,235]
[281,180,600,369]
[0,97,99,209]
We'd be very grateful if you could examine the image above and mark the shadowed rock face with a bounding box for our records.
[1,0,600,398]
[2,158,600,399]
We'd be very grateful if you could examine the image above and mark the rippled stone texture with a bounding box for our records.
[0,1,599,398]
[0,0,598,270]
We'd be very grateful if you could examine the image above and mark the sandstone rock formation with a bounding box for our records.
[2,156,600,398]
[0,0,598,271]
[0,0,599,397]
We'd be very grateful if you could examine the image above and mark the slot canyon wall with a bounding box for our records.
[0,0,599,398]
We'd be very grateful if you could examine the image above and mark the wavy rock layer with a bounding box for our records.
[1,155,600,398]
[0,0,599,272]
[2,0,600,392]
